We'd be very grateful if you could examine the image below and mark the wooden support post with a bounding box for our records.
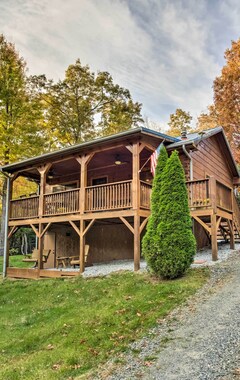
[4,175,15,273]
[227,219,235,250]
[209,176,217,213]
[79,219,85,274]
[38,223,44,270]
[132,142,140,210]
[37,164,51,218]
[211,214,218,261]
[134,213,140,271]
[76,154,94,215]
[132,142,141,270]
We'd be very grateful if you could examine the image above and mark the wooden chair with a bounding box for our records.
[70,245,90,268]
[22,249,51,267]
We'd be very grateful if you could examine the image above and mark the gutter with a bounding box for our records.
[182,145,193,181]
[1,170,11,278]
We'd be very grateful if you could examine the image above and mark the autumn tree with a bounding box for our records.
[43,59,143,147]
[167,108,192,137]
[213,39,240,162]
[196,105,218,131]
[0,34,47,254]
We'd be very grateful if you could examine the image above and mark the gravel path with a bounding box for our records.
[92,247,240,380]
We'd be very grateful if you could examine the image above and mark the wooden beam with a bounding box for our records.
[139,142,155,154]
[211,214,218,261]
[8,226,18,239]
[132,142,140,210]
[69,220,80,236]
[134,213,140,271]
[140,217,149,234]
[38,223,44,270]
[192,216,211,234]
[30,224,40,238]
[227,219,235,250]
[40,222,52,238]
[216,216,222,231]
[216,208,233,220]
[125,144,133,153]
[209,177,217,213]
[191,209,213,217]
[79,219,85,274]
[83,219,95,236]
[120,216,134,234]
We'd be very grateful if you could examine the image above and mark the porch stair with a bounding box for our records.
[202,220,240,244]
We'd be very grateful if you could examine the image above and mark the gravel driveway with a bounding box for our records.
[93,249,240,380]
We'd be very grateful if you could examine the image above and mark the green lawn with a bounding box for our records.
[0,255,33,273]
[0,256,209,380]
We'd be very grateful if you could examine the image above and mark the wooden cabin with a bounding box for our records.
[1,126,240,279]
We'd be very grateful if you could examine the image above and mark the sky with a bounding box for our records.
[0,0,239,130]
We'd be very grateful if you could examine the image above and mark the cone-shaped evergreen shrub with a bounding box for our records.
[154,150,196,279]
[142,144,168,272]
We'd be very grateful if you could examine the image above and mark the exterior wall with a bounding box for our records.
[191,136,233,186]
[47,225,79,258]
[87,163,132,186]
[87,224,133,263]
[193,221,210,249]
[44,222,134,265]
[179,153,191,181]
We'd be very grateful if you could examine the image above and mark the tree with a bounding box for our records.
[213,39,240,162]
[167,108,192,137]
[0,34,47,254]
[142,144,168,271]
[43,59,143,147]
[154,151,196,279]
[196,105,218,131]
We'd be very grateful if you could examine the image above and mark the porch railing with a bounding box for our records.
[10,195,39,219]
[9,177,234,220]
[85,180,132,212]
[43,188,80,216]
[140,181,152,209]
[186,179,211,208]
[216,181,232,212]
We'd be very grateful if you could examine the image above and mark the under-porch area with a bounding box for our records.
[6,214,149,278]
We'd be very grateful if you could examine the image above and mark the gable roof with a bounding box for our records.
[1,127,178,174]
[168,126,239,178]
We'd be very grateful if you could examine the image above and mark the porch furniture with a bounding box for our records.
[22,249,51,267]
[56,256,72,269]
[70,245,90,268]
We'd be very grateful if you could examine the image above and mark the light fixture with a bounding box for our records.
[114,154,122,165]
[48,169,54,179]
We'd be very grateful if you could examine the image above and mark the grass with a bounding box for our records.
[0,255,33,272]
[0,256,209,380]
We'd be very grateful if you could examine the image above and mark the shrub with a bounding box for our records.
[154,150,196,279]
[142,144,168,272]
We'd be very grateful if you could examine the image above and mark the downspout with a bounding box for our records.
[1,171,11,278]
[182,145,193,181]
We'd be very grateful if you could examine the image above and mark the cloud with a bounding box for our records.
[0,0,239,128]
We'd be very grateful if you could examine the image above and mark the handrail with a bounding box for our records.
[44,187,80,196]
[85,180,132,211]
[86,180,132,190]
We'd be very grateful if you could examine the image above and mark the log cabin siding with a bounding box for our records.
[191,136,233,186]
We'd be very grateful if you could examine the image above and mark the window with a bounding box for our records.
[92,177,107,186]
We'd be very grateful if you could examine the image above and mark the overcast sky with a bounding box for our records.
[1,0,239,129]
